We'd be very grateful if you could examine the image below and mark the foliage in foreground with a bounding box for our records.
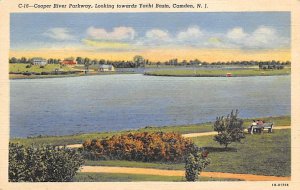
[82,132,195,162]
[9,143,84,182]
[193,129,291,176]
[213,110,245,148]
[185,146,210,181]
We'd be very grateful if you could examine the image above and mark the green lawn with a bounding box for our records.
[10,123,212,146]
[9,116,291,180]
[193,129,291,177]
[9,63,73,73]
[73,172,241,182]
[145,68,290,77]
[11,115,290,146]
[84,160,184,170]
[9,73,83,79]
[83,129,291,177]
[9,64,136,79]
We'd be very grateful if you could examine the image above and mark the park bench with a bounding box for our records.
[248,122,274,134]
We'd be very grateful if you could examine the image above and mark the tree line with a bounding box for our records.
[9,56,291,68]
[9,57,62,64]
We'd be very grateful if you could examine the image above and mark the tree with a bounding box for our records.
[52,59,59,64]
[9,57,18,63]
[20,57,27,63]
[133,55,144,67]
[83,57,91,73]
[98,59,106,65]
[76,57,83,65]
[91,59,98,65]
[185,146,210,181]
[48,58,54,64]
[212,110,245,149]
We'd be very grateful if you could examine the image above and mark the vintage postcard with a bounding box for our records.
[0,0,299,189]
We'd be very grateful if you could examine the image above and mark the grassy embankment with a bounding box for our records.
[145,68,290,77]
[9,64,77,79]
[82,129,290,177]
[11,116,290,146]
[10,63,73,73]
[78,116,291,180]
[9,64,135,79]
[11,116,290,180]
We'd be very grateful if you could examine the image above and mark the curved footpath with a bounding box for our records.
[182,125,291,138]
[66,126,291,148]
[71,125,291,181]
[80,166,290,181]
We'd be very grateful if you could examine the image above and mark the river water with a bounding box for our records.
[10,74,290,138]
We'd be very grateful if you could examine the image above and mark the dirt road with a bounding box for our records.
[80,166,291,181]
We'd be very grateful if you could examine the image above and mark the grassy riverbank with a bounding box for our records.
[145,68,290,77]
[9,63,77,79]
[10,115,291,181]
[9,71,136,80]
[81,128,290,177]
[10,63,73,73]
[9,63,136,79]
[11,115,290,146]
[74,172,240,182]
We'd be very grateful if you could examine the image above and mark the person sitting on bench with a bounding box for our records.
[249,120,257,134]
[257,120,264,125]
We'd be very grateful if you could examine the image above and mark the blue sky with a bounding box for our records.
[11,12,290,48]
[10,12,291,61]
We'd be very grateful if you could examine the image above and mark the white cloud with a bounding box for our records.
[227,27,247,40]
[145,29,170,41]
[81,25,289,50]
[246,26,277,47]
[43,28,75,41]
[142,26,203,46]
[226,26,289,49]
[87,26,136,41]
[177,26,203,42]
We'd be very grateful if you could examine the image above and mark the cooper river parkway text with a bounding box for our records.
[18,3,208,9]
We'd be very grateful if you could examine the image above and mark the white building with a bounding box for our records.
[32,58,47,66]
[99,64,115,72]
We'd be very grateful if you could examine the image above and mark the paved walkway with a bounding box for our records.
[66,126,291,148]
[183,125,291,138]
[72,126,291,181]
[80,166,291,181]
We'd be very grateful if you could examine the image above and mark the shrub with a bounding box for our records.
[185,146,210,181]
[22,72,32,76]
[82,132,195,162]
[212,110,245,148]
[9,143,84,182]
[41,72,50,75]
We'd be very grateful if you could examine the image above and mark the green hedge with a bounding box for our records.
[9,143,84,182]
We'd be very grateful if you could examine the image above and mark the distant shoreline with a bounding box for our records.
[9,72,137,80]
[10,70,290,79]
[144,73,290,77]
[144,68,291,77]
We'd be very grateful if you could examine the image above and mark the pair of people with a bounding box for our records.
[249,120,264,134]
[251,120,264,126]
